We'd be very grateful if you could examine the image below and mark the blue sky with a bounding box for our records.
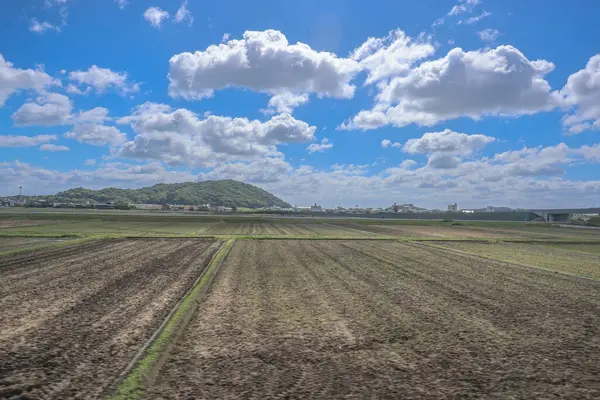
[1,0,600,208]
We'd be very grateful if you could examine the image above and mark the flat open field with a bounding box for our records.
[147,240,600,399]
[0,237,67,253]
[0,238,222,399]
[0,220,60,229]
[433,241,600,279]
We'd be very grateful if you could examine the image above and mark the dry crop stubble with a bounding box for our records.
[0,238,222,399]
[147,240,600,399]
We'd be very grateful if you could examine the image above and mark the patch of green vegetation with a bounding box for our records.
[432,242,600,280]
[540,243,600,255]
[109,239,235,400]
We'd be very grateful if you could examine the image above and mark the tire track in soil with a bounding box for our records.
[0,238,221,400]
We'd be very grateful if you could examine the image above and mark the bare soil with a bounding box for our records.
[0,220,59,229]
[147,240,600,399]
[0,237,66,253]
[0,238,222,400]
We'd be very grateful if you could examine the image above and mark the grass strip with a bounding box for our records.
[417,241,600,281]
[108,238,235,400]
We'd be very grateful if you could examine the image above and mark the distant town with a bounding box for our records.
[0,197,523,214]
[2,196,600,225]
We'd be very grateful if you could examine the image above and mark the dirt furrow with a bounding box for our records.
[0,238,221,400]
[147,240,600,399]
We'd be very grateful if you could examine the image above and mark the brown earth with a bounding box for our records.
[0,238,66,253]
[0,238,222,400]
[335,223,509,238]
[147,240,600,399]
[204,221,377,236]
[0,220,59,229]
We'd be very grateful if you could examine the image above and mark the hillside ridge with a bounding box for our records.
[44,180,290,208]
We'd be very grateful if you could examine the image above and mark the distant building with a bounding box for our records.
[135,204,163,210]
[310,203,323,212]
[486,206,495,213]
[448,203,458,212]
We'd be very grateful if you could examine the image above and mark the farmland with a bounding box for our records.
[1,209,600,399]
[0,238,221,399]
[146,240,600,399]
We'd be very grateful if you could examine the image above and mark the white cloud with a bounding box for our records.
[117,103,316,167]
[403,129,495,155]
[307,138,333,154]
[342,45,561,130]
[29,19,61,34]
[350,29,435,84]
[403,129,495,170]
[478,28,499,42]
[261,93,310,114]
[84,159,97,166]
[174,1,193,25]
[66,84,91,95]
[144,7,169,28]
[12,93,112,127]
[466,11,491,24]
[381,139,401,148]
[64,124,127,146]
[221,33,230,42]
[76,107,111,123]
[0,54,56,106]
[12,92,73,126]
[69,65,139,94]
[199,157,292,183]
[399,159,417,169]
[448,0,480,16]
[168,29,362,105]
[115,0,127,9]
[40,143,69,152]
[561,54,600,134]
[2,142,600,209]
[0,134,56,147]
[0,161,196,196]
[427,152,460,169]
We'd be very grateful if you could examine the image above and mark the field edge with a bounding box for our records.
[107,238,235,400]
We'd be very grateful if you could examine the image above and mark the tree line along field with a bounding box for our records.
[0,238,222,399]
[146,240,600,399]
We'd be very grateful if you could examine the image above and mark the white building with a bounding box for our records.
[134,204,162,210]
[310,204,323,212]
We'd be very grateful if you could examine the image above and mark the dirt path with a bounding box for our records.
[147,240,600,399]
[0,238,222,400]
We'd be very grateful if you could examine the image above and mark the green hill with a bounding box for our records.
[50,180,291,208]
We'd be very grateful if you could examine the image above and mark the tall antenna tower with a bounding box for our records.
[19,186,23,197]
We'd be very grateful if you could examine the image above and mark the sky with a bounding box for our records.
[1,0,600,209]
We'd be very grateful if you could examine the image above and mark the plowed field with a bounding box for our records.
[0,238,222,399]
[148,240,600,399]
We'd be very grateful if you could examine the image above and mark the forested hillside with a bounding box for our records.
[49,180,291,208]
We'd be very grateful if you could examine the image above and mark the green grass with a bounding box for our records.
[540,243,600,255]
[109,239,235,400]
[431,241,600,280]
